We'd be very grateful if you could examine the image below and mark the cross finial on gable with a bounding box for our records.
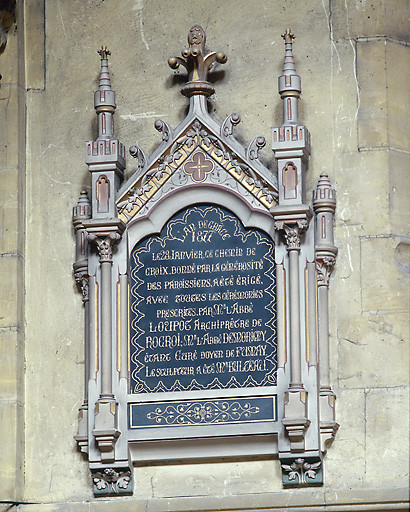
[281,29,295,44]
[98,45,111,61]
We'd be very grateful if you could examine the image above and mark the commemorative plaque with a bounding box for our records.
[129,205,277,394]
[73,26,337,494]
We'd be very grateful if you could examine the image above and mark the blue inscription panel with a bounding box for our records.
[128,396,277,428]
[129,205,277,394]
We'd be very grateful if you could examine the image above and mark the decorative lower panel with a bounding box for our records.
[128,396,277,429]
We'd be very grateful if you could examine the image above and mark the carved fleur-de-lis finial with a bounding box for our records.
[168,25,227,97]
[281,28,295,44]
[97,45,111,60]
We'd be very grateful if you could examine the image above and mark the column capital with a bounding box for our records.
[88,232,121,263]
[274,220,308,250]
[316,255,336,287]
[273,204,313,250]
[74,272,89,301]
[84,218,125,262]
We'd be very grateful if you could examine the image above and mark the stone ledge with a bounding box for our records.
[10,487,409,512]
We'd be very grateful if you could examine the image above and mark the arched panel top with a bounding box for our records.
[125,184,277,253]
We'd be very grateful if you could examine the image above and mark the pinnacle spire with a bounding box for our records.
[84,47,125,220]
[281,29,296,75]
[97,45,112,91]
[93,46,116,140]
[278,29,301,126]
[73,190,92,226]
[272,30,311,206]
[313,173,336,214]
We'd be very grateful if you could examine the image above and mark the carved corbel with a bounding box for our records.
[281,456,323,487]
[92,466,133,496]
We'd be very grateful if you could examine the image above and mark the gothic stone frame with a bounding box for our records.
[72,27,338,496]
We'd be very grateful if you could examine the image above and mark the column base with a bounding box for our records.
[282,388,310,451]
[93,400,120,462]
[320,420,339,453]
[319,390,339,453]
[74,403,89,454]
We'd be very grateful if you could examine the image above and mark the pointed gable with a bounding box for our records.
[117,115,278,224]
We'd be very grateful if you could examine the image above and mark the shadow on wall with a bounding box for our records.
[394,240,410,275]
[0,0,16,58]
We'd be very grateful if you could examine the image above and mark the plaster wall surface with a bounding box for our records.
[0,0,408,510]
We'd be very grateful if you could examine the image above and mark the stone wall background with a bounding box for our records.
[0,0,408,509]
